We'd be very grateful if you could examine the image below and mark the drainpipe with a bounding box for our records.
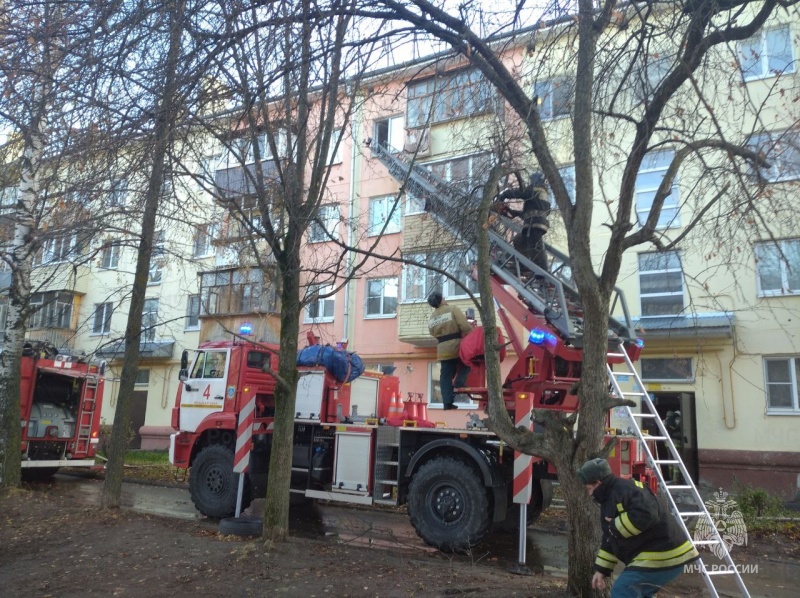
[342,93,362,348]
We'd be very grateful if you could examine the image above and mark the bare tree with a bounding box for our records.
[346,0,800,592]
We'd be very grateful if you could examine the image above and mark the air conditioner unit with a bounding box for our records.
[403,127,431,158]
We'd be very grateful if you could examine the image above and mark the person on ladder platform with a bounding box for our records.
[427,291,473,410]
[492,171,551,277]
[578,457,699,598]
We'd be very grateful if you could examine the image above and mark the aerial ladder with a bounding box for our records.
[371,140,749,597]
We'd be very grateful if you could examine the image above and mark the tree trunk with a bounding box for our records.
[101,0,184,508]
[0,73,48,488]
[262,242,301,542]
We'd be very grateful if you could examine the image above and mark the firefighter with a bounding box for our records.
[577,457,699,597]
[427,291,473,410]
[493,171,551,275]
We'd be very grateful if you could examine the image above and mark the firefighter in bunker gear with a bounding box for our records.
[578,458,699,597]
[427,291,473,410]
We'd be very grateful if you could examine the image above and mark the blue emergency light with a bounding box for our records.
[529,328,556,345]
[239,323,253,335]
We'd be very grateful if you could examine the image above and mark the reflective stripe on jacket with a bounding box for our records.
[592,476,699,575]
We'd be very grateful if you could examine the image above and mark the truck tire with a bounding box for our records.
[21,467,59,482]
[219,515,262,537]
[408,457,491,552]
[189,444,251,518]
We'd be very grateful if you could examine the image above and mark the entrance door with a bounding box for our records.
[679,392,698,483]
[130,390,148,449]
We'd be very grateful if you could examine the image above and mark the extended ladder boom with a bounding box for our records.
[371,142,637,344]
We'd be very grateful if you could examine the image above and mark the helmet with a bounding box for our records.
[577,458,613,484]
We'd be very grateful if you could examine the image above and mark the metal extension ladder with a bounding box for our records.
[76,374,99,454]
[606,341,750,598]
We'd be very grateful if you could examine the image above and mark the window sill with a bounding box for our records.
[758,291,800,298]
[364,313,397,320]
[184,326,201,332]
[304,318,334,324]
[89,332,110,337]
[367,229,401,237]
[766,410,800,416]
[742,70,796,83]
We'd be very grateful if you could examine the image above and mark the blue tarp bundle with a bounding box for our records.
[296,345,365,383]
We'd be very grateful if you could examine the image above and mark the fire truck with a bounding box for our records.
[19,342,105,481]
[168,144,651,551]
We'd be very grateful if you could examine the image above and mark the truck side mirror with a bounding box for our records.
[179,368,188,382]
[181,350,188,370]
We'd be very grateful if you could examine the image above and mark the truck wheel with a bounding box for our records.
[189,444,251,518]
[21,467,59,482]
[408,457,490,552]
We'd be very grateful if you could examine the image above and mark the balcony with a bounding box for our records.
[215,161,279,200]
[31,263,91,295]
[26,327,76,351]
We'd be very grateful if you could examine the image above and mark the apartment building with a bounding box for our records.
[6,9,798,498]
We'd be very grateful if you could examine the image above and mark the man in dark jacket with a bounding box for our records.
[494,172,550,274]
[577,457,699,597]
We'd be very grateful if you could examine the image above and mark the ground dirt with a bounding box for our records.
[0,481,568,598]
[2,472,798,598]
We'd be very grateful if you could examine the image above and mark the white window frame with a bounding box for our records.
[309,204,339,243]
[638,251,685,317]
[764,356,800,414]
[368,195,402,236]
[365,277,398,319]
[402,251,478,303]
[29,292,73,329]
[327,129,343,165]
[738,25,796,81]
[558,164,576,205]
[640,357,694,382]
[747,130,800,183]
[635,150,680,229]
[193,223,216,257]
[407,69,494,128]
[305,284,335,323]
[534,77,572,121]
[92,302,113,335]
[101,241,120,269]
[373,115,405,152]
[755,238,800,296]
[36,235,76,266]
[185,294,201,330]
[142,298,159,342]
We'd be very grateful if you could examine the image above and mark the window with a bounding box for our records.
[148,230,165,284]
[632,56,672,103]
[35,235,76,265]
[100,241,120,269]
[373,115,405,151]
[738,26,795,81]
[403,251,478,302]
[193,223,216,257]
[135,369,150,386]
[535,77,572,120]
[407,69,494,127]
[558,165,576,205]
[92,302,113,334]
[638,251,684,316]
[309,204,339,242]
[640,358,693,382]
[368,195,402,236]
[28,291,73,329]
[305,284,335,323]
[635,150,680,228]
[747,130,800,183]
[199,268,275,315]
[185,294,201,329]
[429,362,476,408]
[191,350,228,379]
[327,129,343,165]
[429,152,492,193]
[366,277,398,317]
[764,357,800,413]
[755,239,800,296]
[142,298,159,342]
[108,179,126,206]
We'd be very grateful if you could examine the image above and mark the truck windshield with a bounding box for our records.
[190,351,227,379]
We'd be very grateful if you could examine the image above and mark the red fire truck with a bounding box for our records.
[19,342,105,480]
[169,145,651,551]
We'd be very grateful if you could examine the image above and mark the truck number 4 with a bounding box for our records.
[203,385,211,399]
